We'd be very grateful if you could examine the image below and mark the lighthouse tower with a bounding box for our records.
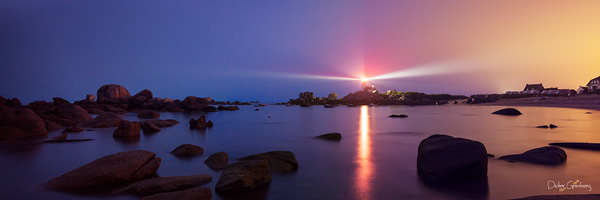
[361,78,367,90]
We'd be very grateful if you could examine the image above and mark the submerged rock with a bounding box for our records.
[549,143,600,151]
[499,146,566,165]
[86,112,123,128]
[218,106,240,111]
[171,144,204,157]
[189,116,207,129]
[137,110,160,119]
[142,122,161,133]
[315,133,342,141]
[417,134,488,183]
[537,124,558,129]
[492,108,522,116]
[62,127,85,133]
[141,186,212,200]
[51,134,67,140]
[205,152,229,170]
[43,139,94,143]
[44,120,64,132]
[113,121,141,138]
[145,119,179,127]
[239,151,298,173]
[43,150,161,190]
[215,160,272,194]
[120,175,212,196]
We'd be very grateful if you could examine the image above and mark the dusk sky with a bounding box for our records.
[2,1,600,103]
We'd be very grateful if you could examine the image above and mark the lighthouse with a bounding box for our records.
[361,78,367,90]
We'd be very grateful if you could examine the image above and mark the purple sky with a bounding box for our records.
[2,1,600,103]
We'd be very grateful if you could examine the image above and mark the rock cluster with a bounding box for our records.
[190,116,210,129]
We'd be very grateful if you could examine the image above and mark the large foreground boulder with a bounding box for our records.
[492,108,522,116]
[0,108,48,139]
[141,186,211,200]
[113,121,141,138]
[417,134,488,183]
[239,151,298,173]
[205,152,229,170]
[215,160,272,194]
[97,84,131,103]
[43,150,161,190]
[171,144,204,157]
[499,146,567,165]
[120,175,212,196]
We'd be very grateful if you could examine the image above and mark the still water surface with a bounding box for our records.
[1,105,599,199]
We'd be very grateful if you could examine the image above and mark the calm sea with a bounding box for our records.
[1,105,599,200]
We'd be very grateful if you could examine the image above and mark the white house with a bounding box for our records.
[587,76,600,91]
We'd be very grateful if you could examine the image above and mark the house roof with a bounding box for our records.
[587,76,600,86]
[524,83,544,91]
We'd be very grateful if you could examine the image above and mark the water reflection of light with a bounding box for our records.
[355,105,372,199]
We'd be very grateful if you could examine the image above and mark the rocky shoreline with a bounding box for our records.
[0,84,249,141]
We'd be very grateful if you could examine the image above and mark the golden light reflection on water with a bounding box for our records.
[354,105,372,199]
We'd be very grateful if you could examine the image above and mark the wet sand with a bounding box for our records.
[479,95,600,111]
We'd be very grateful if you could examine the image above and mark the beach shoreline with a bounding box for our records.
[477,95,600,111]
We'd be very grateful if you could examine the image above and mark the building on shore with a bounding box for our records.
[577,76,600,94]
[523,83,544,92]
[587,76,600,91]
[577,86,588,94]
[505,83,573,96]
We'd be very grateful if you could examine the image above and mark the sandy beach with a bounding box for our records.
[479,95,600,111]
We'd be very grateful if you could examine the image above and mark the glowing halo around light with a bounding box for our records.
[265,60,474,82]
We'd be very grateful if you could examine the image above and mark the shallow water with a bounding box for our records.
[1,105,599,200]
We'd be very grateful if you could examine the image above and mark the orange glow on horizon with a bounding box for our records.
[354,106,372,199]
